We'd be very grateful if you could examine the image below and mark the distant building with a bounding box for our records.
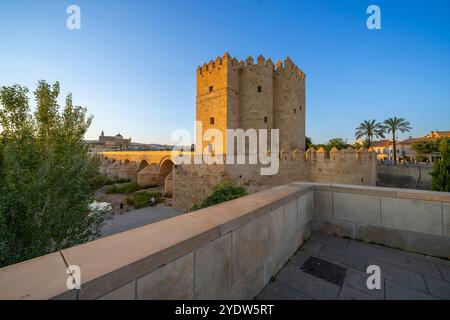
[424,130,450,139]
[370,140,393,160]
[371,131,449,162]
[86,131,131,155]
[399,130,450,161]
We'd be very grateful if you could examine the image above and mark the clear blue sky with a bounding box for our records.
[1,0,449,144]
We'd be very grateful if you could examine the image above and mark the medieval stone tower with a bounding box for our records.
[196,52,306,154]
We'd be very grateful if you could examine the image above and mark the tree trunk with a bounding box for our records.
[393,130,397,165]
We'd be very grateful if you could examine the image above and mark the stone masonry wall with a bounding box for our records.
[1,183,448,300]
[173,147,376,212]
[0,183,315,300]
[377,164,432,190]
[310,183,450,258]
[308,148,377,186]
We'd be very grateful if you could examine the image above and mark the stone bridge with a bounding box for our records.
[98,151,192,192]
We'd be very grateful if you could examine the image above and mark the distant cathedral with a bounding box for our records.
[86,131,131,155]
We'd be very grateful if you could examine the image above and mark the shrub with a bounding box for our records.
[89,175,113,190]
[126,191,162,209]
[189,182,247,212]
[115,178,131,184]
[105,182,143,194]
[431,139,450,192]
[415,155,428,163]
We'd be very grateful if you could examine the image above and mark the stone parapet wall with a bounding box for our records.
[0,183,315,300]
[172,148,376,211]
[307,182,450,258]
[0,183,449,299]
[377,164,433,190]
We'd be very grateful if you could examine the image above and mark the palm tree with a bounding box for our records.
[383,117,411,164]
[355,119,385,148]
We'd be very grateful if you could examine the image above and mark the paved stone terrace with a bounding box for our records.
[257,233,450,300]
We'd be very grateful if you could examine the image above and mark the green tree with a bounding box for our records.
[355,119,385,148]
[430,139,450,192]
[305,136,313,150]
[412,139,441,155]
[327,137,350,150]
[0,81,108,267]
[383,117,411,164]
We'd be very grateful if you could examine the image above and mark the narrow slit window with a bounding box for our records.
[209,86,213,93]
[257,86,262,93]
[264,116,267,123]
[210,117,214,125]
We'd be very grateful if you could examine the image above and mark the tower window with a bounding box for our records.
[294,108,297,114]
[209,86,213,93]
[210,117,214,125]
[257,86,262,93]
[264,116,267,123]
[300,105,302,111]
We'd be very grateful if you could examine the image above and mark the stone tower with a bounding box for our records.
[196,53,306,154]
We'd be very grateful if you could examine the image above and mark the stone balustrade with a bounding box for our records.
[0,182,448,300]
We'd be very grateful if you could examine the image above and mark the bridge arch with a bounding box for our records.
[138,159,149,171]
[159,158,174,178]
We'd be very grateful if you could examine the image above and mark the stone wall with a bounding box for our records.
[0,182,448,299]
[308,148,377,186]
[310,183,450,258]
[0,183,314,300]
[377,164,432,190]
[173,148,376,212]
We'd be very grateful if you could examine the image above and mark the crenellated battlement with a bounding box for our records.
[197,52,239,75]
[241,146,376,164]
[274,56,306,80]
[197,53,306,79]
[304,147,376,162]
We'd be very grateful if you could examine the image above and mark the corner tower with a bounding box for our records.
[196,53,239,153]
[273,57,306,153]
[196,53,306,154]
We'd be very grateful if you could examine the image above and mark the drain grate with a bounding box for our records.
[300,256,347,286]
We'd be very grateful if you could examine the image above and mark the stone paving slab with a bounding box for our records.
[299,241,323,255]
[424,276,450,299]
[318,245,367,272]
[385,280,438,300]
[256,232,450,300]
[366,258,428,292]
[438,264,450,282]
[347,241,443,279]
[338,285,379,300]
[308,233,349,250]
[343,268,385,299]
[257,281,312,300]
[290,250,312,267]
[276,263,340,300]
